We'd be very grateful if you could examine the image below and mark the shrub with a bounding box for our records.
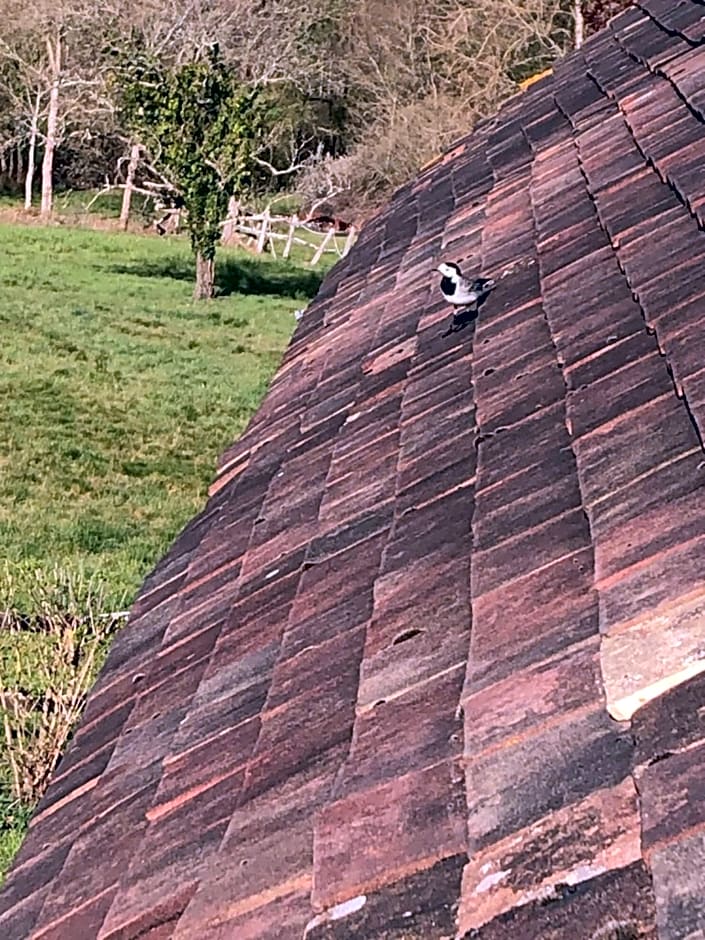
[0,564,125,807]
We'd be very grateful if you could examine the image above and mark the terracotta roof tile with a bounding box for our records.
[648,834,705,940]
[638,740,705,850]
[6,5,705,937]
[458,778,642,933]
[467,546,598,690]
[313,759,467,913]
[460,863,658,939]
[463,707,633,851]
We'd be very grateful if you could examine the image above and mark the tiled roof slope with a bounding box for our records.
[5,3,705,937]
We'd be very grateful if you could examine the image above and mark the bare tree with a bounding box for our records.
[575,0,585,48]
[0,0,120,212]
[24,89,41,209]
[295,0,572,218]
[0,34,49,211]
[40,30,61,218]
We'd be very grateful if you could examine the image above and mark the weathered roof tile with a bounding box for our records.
[458,778,642,933]
[461,638,603,757]
[467,545,598,689]
[7,6,705,937]
[638,740,705,850]
[313,760,466,912]
[463,708,633,851]
[649,832,705,940]
[460,862,658,939]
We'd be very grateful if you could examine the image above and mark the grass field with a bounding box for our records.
[0,220,326,874]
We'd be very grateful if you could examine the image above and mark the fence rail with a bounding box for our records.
[57,180,355,267]
[219,204,356,266]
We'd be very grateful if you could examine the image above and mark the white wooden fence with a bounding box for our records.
[220,203,357,266]
[78,176,355,267]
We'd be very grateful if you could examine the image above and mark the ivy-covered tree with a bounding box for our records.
[115,44,260,299]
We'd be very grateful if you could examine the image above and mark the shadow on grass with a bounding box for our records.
[108,253,325,299]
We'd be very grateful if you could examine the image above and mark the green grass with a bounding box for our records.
[0,222,322,605]
[0,799,31,876]
[0,189,153,224]
[0,221,327,874]
[56,189,153,221]
[0,189,351,263]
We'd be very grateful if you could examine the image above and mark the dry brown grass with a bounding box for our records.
[0,566,124,806]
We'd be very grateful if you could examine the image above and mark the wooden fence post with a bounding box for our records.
[342,225,357,257]
[222,196,240,244]
[119,142,141,231]
[256,208,270,254]
[283,213,297,259]
[310,226,335,266]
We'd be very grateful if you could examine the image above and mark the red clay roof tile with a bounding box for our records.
[458,778,642,933]
[6,5,705,938]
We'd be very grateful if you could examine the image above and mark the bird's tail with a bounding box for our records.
[473,277,496,293]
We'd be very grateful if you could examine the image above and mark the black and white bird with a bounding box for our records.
[436,261,495,336]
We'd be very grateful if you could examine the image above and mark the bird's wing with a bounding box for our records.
[452,284,480,306]
[456,273,476,293]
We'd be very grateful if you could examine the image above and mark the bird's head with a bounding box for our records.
[437,261,462,280]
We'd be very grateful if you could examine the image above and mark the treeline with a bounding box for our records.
[0,1,629,223]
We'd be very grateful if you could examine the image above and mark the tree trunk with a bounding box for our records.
[574,0,585,49]
[14,142,23,184]
[119,142,140,231]
[194,252,215,300]
[24,90,41,211]
[40,34,61,221]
